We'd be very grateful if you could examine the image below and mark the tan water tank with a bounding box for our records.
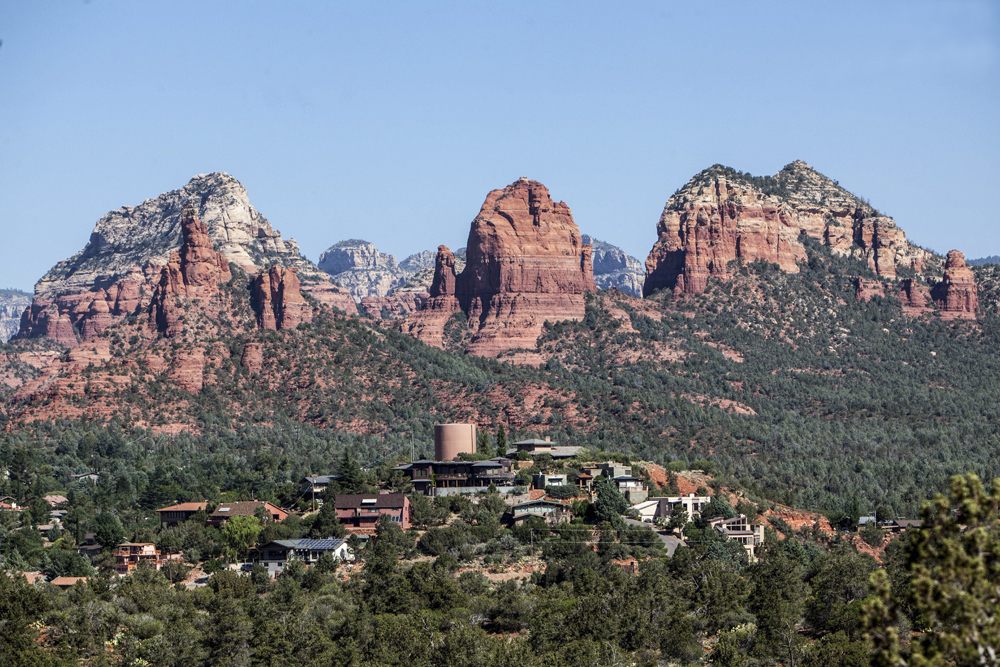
[435,423,477,461]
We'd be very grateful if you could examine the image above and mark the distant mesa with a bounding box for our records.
[401,178,596,362]
[318,239,442,303]
[581,235,644,297]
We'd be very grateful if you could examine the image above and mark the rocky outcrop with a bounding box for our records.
[17,172,347,344]
[0,290,32,342]
[251,266,312,330]
[318,240,442,302]
[359,292,429,319]
[854,278,885,302]
[402,179,595,360]
[899,279,933,317]
[931,250,978,320]
[150,203,233,337]
[582,235,645,297]
[644,161,933,296]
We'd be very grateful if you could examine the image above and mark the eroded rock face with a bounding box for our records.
[932,250,978,320]
[899,279,933,317]
[402,179,595,359]
[150,204,233,337]
[0,291,32,343]
[581,235,645,297]
[854,278,885,302]
[251,266,312,330]
[319,241,442,302]
[644,161,932,296]
[18,172,345,344]
[359,292,429,319]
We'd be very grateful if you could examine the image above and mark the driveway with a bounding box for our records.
[624,518,684,556]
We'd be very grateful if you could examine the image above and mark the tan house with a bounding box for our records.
[709,515,765,560]
[113,543,183,575]
[208,501,288,527]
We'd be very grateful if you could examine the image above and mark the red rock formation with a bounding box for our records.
[250,266,312,330]
[645,176,807,295]
[932,250,978,320]
[150,203,232,337]
[854,278,885,302]
[402,181,595,359]
[899,279,933,317]
[644,162,932,296]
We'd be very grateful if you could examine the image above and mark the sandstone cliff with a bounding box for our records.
[931,250,978,320]
[251,266,313,330]
[643,161,933,296]
[581,235,644,297]
[0,290,31,343]
[17,172,353,345]
[402,179,595,361]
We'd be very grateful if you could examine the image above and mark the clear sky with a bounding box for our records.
[1,1,997,291]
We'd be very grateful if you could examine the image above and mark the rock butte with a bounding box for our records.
[931,250,978,320]
[643,161,931,296]
[401,178,596,361]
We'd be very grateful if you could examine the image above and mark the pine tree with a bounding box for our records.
[496,424,508,458]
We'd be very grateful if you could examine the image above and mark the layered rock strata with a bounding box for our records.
[582,235,645,297]
[150,203,233,337]
[0,290,32,342]
[931,250,978,320]
[318,241,441,302]
[251,266,312,330]
[18,172,352,345]
[899,279,933,317]
[644,161,932,296]
[402,179,595,359]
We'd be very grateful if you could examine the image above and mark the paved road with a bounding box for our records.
[624,518,684,556]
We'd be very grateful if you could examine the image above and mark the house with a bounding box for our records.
[508,438,584,459]
[612,476,647,503]
[334,493,412,532]
[709,515,765,560]
[43,494,69,507]
[631,499,660,522]
[654,494,712,524]
[533,473,568,489]
[70,472,100,484]
[0,500,20,511]
[75,533,103,558]
[886,519,923,533]
[393,458,517,496]
[257,538,352,578]
[112,543,183,575]
[50,576,87,589]
[507,498,571,526]
[156,502,209,528]
[858,516,877,527]
[575,472,594,491]
[208,501,288,528]
[301,475,340,499]
[22,571,46,585]
[49,509,68,524]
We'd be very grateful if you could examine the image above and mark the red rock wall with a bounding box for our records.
[251,266,312,330]
[931,250,978,320]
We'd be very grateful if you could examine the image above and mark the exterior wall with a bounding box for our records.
[434,423,477,461]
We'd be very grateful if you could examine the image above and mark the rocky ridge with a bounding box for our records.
[581,235,644,297]
[17,173,354,346]
[643,161,934,296]
[318,240,440,302]
[401,178,595,362]
[0,290,32,343]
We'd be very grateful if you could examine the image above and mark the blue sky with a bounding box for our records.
[1,1,997,291]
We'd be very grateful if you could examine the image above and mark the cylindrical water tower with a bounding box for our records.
[434,423,477,461]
